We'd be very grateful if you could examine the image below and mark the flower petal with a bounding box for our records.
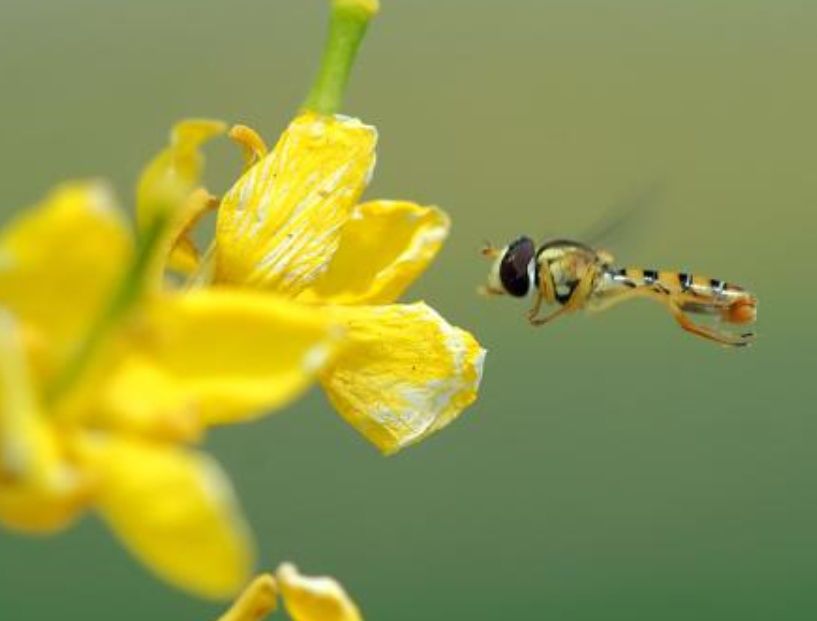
[137,118,226,228]
[299,200,450,305]
[101,289,343,429]
[82,436,254,599]
[0,312,88,532]
[137,119,226,276]
[217,574,279,621]
[90,362,204,442]
[276,563,362,621]
[0,182,132,376]
[321,303,485,454]
[163,188,219,277]
[0,418,87,533]
[214,113,377,295]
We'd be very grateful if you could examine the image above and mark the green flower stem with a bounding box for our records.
[44,212,169,406]
[303,0,379,116]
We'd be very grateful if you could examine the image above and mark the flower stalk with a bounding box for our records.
[303,0,380,115]
[44,210,170,405]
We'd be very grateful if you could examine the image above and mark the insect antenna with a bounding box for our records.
[481,239,500,258]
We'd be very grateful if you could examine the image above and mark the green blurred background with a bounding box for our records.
[1,0,816,619]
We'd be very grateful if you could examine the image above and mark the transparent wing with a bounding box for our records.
[581,182,665,249]
[538,182,666,253]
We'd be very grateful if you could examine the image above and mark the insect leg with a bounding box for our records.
[529,267,597,326]
[526,291,544,321]
[586,287,643,313]
[668,301,754,347]
[528,302,573,326]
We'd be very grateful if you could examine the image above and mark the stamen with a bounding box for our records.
[229,125,269,170]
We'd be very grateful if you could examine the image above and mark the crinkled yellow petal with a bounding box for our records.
[0,313,88,532]
[320,303,486,455]
[217,573,279,621]
[299,200,449,306]
[104,289,343,427]
[0,182,132,376]
[81,436,253,599]
[276,563,362,621]
[214,112,377,295]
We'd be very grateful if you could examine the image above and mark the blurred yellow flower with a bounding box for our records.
[1,0,486,605]
[0,40,483,605]
[0,176,343,598]
[218,564,362,621]
[173,112,486,455]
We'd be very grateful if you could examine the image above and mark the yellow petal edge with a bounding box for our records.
[277,563,362,621]
[217,573,279,621]
[300,200,450,306]
[0,312,88,532]
[321,303,486,454]
[85,437,253,599]
[0,182,131,374]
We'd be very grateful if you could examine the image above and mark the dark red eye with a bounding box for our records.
[500,237,535,297]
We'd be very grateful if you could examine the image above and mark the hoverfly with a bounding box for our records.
[480,236,757,347]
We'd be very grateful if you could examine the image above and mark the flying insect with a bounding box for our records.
[480,237,757,347]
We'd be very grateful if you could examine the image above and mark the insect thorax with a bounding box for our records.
[536,242,599,304]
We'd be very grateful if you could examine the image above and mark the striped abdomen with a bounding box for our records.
[604,267,756,324]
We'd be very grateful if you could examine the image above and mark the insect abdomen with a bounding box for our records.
[608,267,676,294]
[608,266,756,324]
[611,267,743,296]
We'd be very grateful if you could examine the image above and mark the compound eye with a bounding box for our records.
[500,237,535,297]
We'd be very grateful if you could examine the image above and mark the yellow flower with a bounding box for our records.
[0,95,484,603]
[218,564,362,621]
[0,174,344,598]
[175,112,486,455]
[2,0,484,607]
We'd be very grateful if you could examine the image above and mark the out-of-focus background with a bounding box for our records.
[1,1,816,619]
